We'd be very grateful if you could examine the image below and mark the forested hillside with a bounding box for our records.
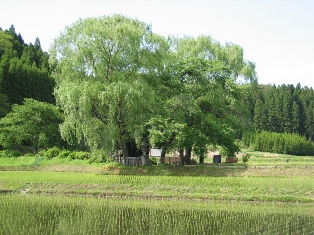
[0,25,55,117]
[242,83,314,140]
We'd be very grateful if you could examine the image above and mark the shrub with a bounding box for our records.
[43,147,60,159]
[0,149,21,158]
[67,151,90,160]
[58,150,71,158]
[24,153,35,158]
[150,157,159,165]
[88,149,110,163]
[88,156,111,163]
[242,153,251,163]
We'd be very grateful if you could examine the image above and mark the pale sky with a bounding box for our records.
[1,0,314,88]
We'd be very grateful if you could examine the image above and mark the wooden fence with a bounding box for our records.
[164,157,182,165]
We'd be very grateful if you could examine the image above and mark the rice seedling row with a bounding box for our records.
[1,171,313,203]
[0,195,313,235]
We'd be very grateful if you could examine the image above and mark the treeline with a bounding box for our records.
[1,19,314,159]
[243,131,314,156]
[0,18,257,161]
[242,83,314,140]
[0,25,55,117]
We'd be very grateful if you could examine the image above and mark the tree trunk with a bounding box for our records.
[159,132,176,165]
[199,154,204,164]
[122,143,129,157]
[34,145,39,155]
[160,148,166,164]
[179,149,184,165]
[199,147,206,164]
[118,141,129,164]
[185,147,192,165]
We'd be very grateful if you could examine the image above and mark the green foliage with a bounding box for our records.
[0,30,13,55]
[251,130,314,156]
[0,99,64,153]
[41,146,60,159]
[147,116,185,151]
[38,147,90,161]
[0,26,55,108]
[243,83,314,140]
[0,81,10,118]
[1,55,55,105]
[58,150,71,159]
[175,36,257,83]
[31,155,45,166]
[0,149,21,158]
[49,14,256,160]
[148,56,249,162]
[88,149,111,163]
[51,15,159,156]
[220,147,237,158]
[242,153,251,163]
[67,151,90,160]
[150,157,159,165]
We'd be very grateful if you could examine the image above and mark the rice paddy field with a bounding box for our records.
[1,195,314,235]
[1,151,314,234]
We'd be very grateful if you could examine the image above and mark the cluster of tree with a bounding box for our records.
[242,131,314,156]
[0,25,55,118]
[242,83,314,140]
[3,16,314,160]
[0,99,64,153]
[48,14,257,164]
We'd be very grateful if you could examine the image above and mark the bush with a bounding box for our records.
[43,147,60,159]
[150,157,159,165]
[58,150,71,158]
[242,153,251,163]
[67,151,90,160]
[88,156,111,163]
[24,153,35,158]
[0,149,21,158]
[88,149,110,163]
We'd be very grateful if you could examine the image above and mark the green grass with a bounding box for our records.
[1,150,314,234]
[1,194,314,235]
[1,149,314,169]
[1,171,313,203]
[0,155,103,167]
[0,150,313,203]
[242,150,314,166]
[0,155,36,166]
[1,151,314,178]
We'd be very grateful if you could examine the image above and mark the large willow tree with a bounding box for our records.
[49,15,164,156]
[50,14,257,161]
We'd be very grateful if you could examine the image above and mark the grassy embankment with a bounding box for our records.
[1,149,314,176]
